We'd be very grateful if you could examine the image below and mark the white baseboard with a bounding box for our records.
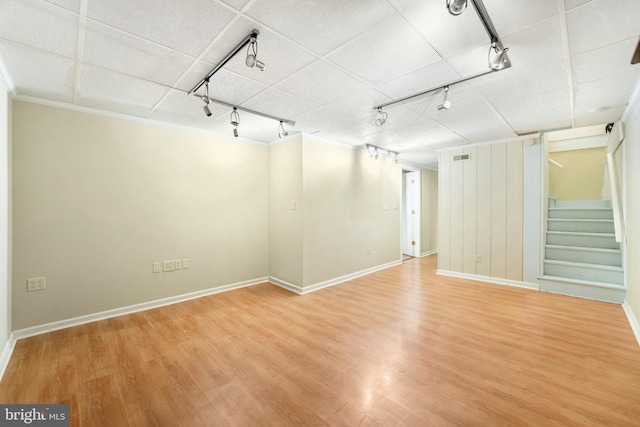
[268,277,303,294]
[622,299,640,347]
[420,249,438,257]
[0,333,16,383]
[437,269,540,291]
[270,260,402,295]
[13,277,268,340]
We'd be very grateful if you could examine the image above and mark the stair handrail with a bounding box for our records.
[607,153,623,243]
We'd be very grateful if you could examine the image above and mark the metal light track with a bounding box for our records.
[373,0,511,111]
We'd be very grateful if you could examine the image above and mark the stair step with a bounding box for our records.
[551,200,612,208]
[547,218,614,233]
[548,208,613,219]
[545,245,622,266]
[539,275,625,291]
[543,260,623,285]
[546,231,619,249]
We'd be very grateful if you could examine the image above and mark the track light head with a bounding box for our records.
[230,107,240,137]
[437,86,451,110]
[489,40,509,71]
[246,36,265,71]
[447,0,467,15]
[375,107,388,127]
[278,121,288,138]
[203,104,212,117]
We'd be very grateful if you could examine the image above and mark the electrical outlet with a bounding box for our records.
[174,259,182,270]
[27,277,46,292]
[182,259,189,269]
[152,262,161,273]
[163,260,175,272]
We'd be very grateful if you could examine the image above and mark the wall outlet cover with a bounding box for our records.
[27,277,46,291]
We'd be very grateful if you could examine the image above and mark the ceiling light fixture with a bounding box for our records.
[365,144,399,163]
[489,38,509,71]
[372,0,510,114]
[245,35,265,71]
[375,107,388,127]
[447,0,468,15]
[278,121,288,138]
[202,81,212,117]
[230,108,240,138]
[188,30,293,132]
[437,86,451,110]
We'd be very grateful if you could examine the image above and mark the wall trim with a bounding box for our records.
[270,260,402,296]
[437,133,541,153]
[420,249,438,257]
[622,299,640,347]
[437,269,540,291]
[13,277,268,340]
[0,333,16,383]
[0,54,17,97]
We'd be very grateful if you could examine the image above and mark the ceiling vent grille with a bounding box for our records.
[453,154,471,161]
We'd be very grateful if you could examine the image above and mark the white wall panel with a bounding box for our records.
[491,143,507,278]
[463,147,477,274]
[449,148,464,272]
[624,94,640,325]
[438,151,451,270]
[476,145,492,277]
[506,141,524,281]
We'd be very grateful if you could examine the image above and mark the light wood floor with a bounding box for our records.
[2,255,640,426]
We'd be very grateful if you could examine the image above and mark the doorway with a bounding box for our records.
[402,168,421,259]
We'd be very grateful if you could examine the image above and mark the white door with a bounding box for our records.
[402,171,420,257]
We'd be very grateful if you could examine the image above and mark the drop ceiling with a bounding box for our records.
[1,0,639,168]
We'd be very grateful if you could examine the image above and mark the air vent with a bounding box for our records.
[453,153,470,161]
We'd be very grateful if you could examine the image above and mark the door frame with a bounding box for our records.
[402,166,421,258]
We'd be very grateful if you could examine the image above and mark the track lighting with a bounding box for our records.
[245,36,265,71]
[489,39,509,71]
[202,81,212,117]
[375,107,388,127]
[278,121,288,138]
[230,108,240,138]
[365,144,399,163]
[437,86,451,110]
[447,0,467,15]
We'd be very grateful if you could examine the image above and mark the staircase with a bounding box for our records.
[541,199,625,303]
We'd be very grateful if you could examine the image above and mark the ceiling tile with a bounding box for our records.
[245,0,397,56]
[447,44,494,77]
[291,107,351,134]
[324,87,392,121]
[397,0,487,57]
[565,0,592,10]
[503,107,571,134]
[483,0,558,37]
[574,103,627,127]
[361,131,409,149]
[220,0,251,11]
[0,0,78,58]
[495,89,570,121]
[46,0,81,13]
[86,0,236,57]
[203,69,269,106]
[501,17,564,71]
[0,41,75,102]
[571,38,640,84]
[83,21,196,87]
[277,60,366,105]
[390,116,467,146]
[433,106,516,143]
[574,71,640,106]
[148,89,226,128]
[201,20,317,86]
[319,120,383,145]
[327,15,442,85]
[77,65,169,117]
[376,61,461,100]
[566,0,640,55]
[241,88,317,119]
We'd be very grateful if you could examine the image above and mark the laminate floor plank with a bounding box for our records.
[1,255,640,426]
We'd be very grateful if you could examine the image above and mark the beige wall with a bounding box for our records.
[12,101,269,329]
[301,137,401,287]
[268,137,303,285]
[421,168,438,254]
[0,80,9,350]
[624,95,640,328]
[439,141,524,281]
[549,147,606,200]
